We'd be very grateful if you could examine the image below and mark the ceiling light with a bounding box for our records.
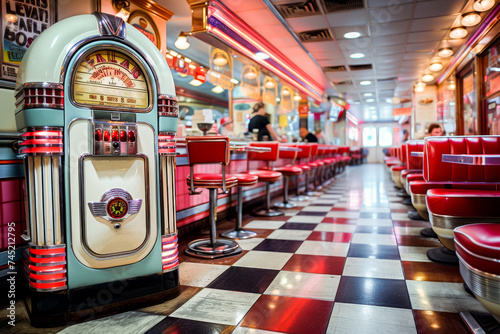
[415,81,426,89]
[474,0,495,12]
[188,64,196,69]
[422,73,435,82]
[344,32,361,39]
[447,82,456,90]
[174,31,190,50]
[350,53,365,59]
[369,107,376,110]
[437,48,453,57]
[211,86,224,94]
[230,78,239,84]
[276,98,281,102]
[184,58,191,63]
[255,52,270,60]
[461,12,482,26]
[244,71,257,80]
[363,92,373,97]
[429,62,443,72]
[450,27,468,39]
[386,98,393,103]
[366,98,375,102]
[189,79,203,86]
[360,80,371,86]
[265,81,275,89]
[294,95,302,101]
[169,50,178,57]
[213,54,228,67]
[415,85,425,93]
[282,89,290,96]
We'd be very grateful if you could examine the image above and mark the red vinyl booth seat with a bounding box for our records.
[406,140,424,170]
[410,181,497,195]
[454,223,500,275]
[426,189,500,217]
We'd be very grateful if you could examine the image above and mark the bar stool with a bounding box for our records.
[247,141,283,216]
[220,173,259,239]
[185,136,241,259]
[274,144,302,208]
[290,144,311,202]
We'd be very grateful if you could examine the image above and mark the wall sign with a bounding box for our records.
[1,0,56,80]
[129,11,161,50]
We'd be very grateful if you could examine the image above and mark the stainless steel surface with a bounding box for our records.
[160,155,178,235]
[209,188,217,247]
[442,154,500,165]
[430,213,500,230]
[460,312,487,334]
[458,252,500,306]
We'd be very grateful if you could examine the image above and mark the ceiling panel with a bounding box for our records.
[369,4,414,23]
[332,25,370,40]
[374,45,406,55]
[370,20,410,36]
[313,52,345,61]
[403,52,433,60]
[237,9,279,26]
[410,15,460,32]
[286,15,330,32]
[326,72,351,81]
[414,0,465,19]
[326,9,368,27]
[408,30,448,43]
[372,33,407,46]
[304,40,342,52]
[405,41,440,52]
[367,0,413,8]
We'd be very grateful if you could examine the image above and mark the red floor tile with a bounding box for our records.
[414,310,469,334]
[396,235,443,247]
[240,295,333,334]
[402,261,464,283]
[392,220,431,228]
[282,254,346,275]
[321,217,357,224]
[307,231,352,243]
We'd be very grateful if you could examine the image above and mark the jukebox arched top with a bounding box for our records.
[15,13,175,98]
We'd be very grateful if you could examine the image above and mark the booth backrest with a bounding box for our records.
[310,143,319,156]
[186,136,230,165]
[248,141,280,161]
[401,144,407,164]
[406,140,424,170]
[423,136,500,182]
[296,144,311,159]
[279,144,298,159]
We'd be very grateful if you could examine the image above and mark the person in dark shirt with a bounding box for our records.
[299,127,318,143]
[248,102,280,141]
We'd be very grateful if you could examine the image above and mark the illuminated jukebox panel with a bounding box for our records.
[14,13,179,326]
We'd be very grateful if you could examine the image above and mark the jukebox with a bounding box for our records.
[15,13,179,326]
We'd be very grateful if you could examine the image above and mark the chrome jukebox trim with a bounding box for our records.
[457,252,500,304]
[430,213,500,230]
[69,44,155,113]
[15,82,65,110]
[160,155,178,235]
[410,193,426,205]
[92,12,126,39]
[78,153,151,259]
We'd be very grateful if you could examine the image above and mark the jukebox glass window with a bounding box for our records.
[72,49,151,111]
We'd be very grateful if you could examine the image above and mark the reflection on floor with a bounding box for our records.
[1,164,486,333]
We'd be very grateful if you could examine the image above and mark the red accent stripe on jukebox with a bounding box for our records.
[19,129,63,155]
[158,134,176,155]
[158,95,178,117]
[161,235,179,272]
[23,245,67,292]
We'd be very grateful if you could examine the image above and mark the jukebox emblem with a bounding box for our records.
[88,188,142,222]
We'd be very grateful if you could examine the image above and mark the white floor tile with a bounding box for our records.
[287,216,324,223]
[351,233,397,246]
[282,210,300,216]
[179,262,230,287]
[389,203,413,210]
[359,207,391,213]
[302,206,333,212]
[233,251,293,270]
[342,257,404,280]
[327,303,417,334]
[322,195,344,200]
[295,241,350,257]
[237,237,265,251]
[232,328,287,334]
[170,288,260,326]
[264,271,341,301]
[244,220,285,229]
[391,213,411,221]
[406,280,488,313]
[356,218,393,227]
[314,224,356,233]
[267,229,312,240]
[394,226,425,236]
[314,200,338,205]
[398,246,433,262]
[326,211,360,219]
[388,196,403,203]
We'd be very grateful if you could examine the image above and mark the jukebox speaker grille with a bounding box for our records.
[158,94,178,117]
[15,83,64,110]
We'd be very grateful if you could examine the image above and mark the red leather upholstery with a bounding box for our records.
[426,189,500,217]
[231,173,258,187]
[386,161,399,167]
[279,144,298,159]
[297,164,311,171]
[275,166,302,176]
[187,174,238,189]
[296,144,311,159]
[423,136,500,182]
[401,144,407,164]
[406,140,424,170]
[407,173,424,183]
[248,170,282,183]
[308,162,318,168]
[186,136,230,165]
[392,165,406,172]
[248,142,279,161]
[310,143,319,157]
[410,180,497,195]
[454,223,500,275]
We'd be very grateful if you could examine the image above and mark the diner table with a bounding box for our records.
[442,154,500,165]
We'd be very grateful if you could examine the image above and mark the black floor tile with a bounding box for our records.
[145,317,233,334]
[253,239,303,253]
[359,212,392,219]
[347,244,400,260]
[279,222,318,230]
[354,226,394,234]
[296,211,327,216]
[206,266,279,294]
[309,203,335,206]
[335,276,411,309]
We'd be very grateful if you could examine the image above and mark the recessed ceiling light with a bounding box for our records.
[450,27,468,39]
[255,52,270,60]
[437,48,453,57]
[415,81,426,89]
[344,32,361,39]
[230,78,239,84]
[366,98,375,102]
[422,73,435,82]
[461,12,482,27]
[350,53,365,59]
[360,80,371,86]
[363,92,373,97]
[414,85,425,93]
[474,0,495,12]
[429,62,443,72]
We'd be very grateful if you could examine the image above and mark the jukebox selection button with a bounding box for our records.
[107,197,128,219]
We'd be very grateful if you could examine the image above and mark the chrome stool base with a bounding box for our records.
[274,201,298,209]
[252,208,284,217]
[220,229,257,240]
[427,247,458,264]
[185,238,242,259]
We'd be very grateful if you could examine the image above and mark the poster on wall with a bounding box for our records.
[129,11,161,50]
[1,0,56,81]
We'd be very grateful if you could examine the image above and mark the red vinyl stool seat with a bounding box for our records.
[454,224,500,323]
[185,136,241,259]
[220,173,259,240]
[290,144,312,202]
[274,162,303,209]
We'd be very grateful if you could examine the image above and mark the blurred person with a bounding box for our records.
[315,128,325,144]
[219,116,234,138]
[299,127,318,143]
[426,123,443,137]
[248,102,280,141]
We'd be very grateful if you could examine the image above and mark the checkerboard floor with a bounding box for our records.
[11,164,487,333]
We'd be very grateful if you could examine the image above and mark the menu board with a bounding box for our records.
[73,49,150,110]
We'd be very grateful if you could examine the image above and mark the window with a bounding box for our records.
[379,127,393,147]
[362,126,377,147]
